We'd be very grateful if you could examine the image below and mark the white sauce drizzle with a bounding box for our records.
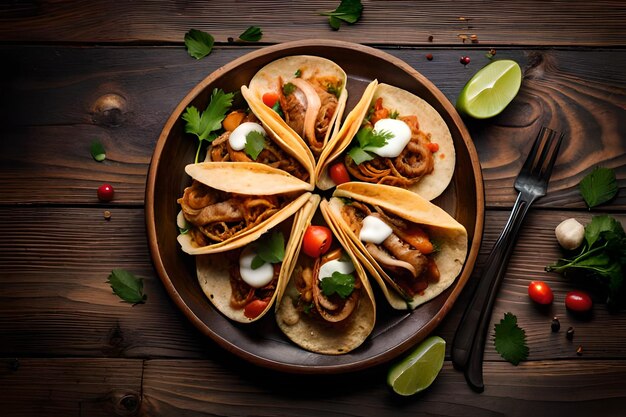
[370,118,411,158]
[239,246,274,288]
[229,122,266,151]
[359,215,393,244]
[318,258,355,281]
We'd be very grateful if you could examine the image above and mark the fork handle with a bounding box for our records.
[451,192,534,390]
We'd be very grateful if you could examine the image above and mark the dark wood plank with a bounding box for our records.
[140,359,626,417]
[1,206,624,363]
[1,46,625,208]
[0,358,142,417]
[1,1,626,46]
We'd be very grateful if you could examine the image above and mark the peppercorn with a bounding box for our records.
[426,53,433,61]
[489,48,496,56]
[551,317,560,332]
[428,35,434,42]
[104,210,112,220]
[576,345,583,356]
[566,327,575,340]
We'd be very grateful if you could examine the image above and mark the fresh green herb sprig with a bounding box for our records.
[579,166,618,208]
[347,126,393,165]
[244,131,266,160]
[320,271,355,298]
[184,29,214,59]
[320,0,364,31]
[238,26,263,42]
[250,231,285,270]
[182,88,235,163]
[494,312,528,365]
[107,269,147,304]
[547,215,626,312]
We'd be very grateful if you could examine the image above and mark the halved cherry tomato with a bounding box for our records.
[329,162,351,185]
[302,225,333,258]
[262,92,279,108]
[528,280,554,305]
[565,290,593,313]
[244,299,269,319]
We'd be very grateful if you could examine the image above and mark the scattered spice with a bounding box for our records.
[458,34,468,43]
[104,210,112,220]
[576,345,583,356]
[428,35,434,42]
[470,34,479,43]
[551,317,560,332]
[227,37,234,43]
[566,327,575,340]
[460,56,470,65]
[489,48,496,56]
[426,53,433,61]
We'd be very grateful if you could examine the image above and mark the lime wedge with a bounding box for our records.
[387,335,446,396]
[456,59,522,119]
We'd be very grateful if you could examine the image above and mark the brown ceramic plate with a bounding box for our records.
[146,40,484,374]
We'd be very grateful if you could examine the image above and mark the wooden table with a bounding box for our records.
[1,2,625,416]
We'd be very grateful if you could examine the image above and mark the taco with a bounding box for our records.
[205,90,315,187]
[244,55,348,158]
[325,182,467,310]
[317,81,455,201]
[195,215,300,323]
[275,194,376,354]
[177,161,312,255]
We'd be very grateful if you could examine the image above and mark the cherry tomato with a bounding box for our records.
[329,162,351,185]
[97,183,115,202]
[262,92,279,108]
[427,142,440,153]
[565,290,593,313]
[244,299,269,319]
[302,226,333,258]
[528,281,554,305]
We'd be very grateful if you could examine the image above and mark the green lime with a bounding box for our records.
[387,335,446,396]
[456,59,522,119]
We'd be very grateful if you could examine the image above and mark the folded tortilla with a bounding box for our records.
[325,182,467,310]
[317,82,455,201]
[274,194,376,354]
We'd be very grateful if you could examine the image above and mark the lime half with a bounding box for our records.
[387,336,446,396]
[456,59,522,119]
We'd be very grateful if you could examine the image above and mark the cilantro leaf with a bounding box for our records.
[282,82,296,96]
[493,312,528,365]
[184,29,215,59]
[320,271,355,298]
[579,167,618,208]
[584,214,623,248]
[320,0,363,30]
[107,269,147,304]
[244,130,266,160]
[181,88,235,163]
[90,140,106,162]
[251,231,285,269]
[238,26,263,42]
[346,126,393,165]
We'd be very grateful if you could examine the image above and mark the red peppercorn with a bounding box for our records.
[426,53,433,61]
[97,183,115,202]
[460,56,471,65]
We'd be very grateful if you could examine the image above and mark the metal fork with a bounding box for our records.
[451,126,564,392]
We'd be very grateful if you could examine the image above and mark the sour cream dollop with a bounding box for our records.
[239,246,275,288]
[229,122,266,151]
[318,258,355,281]
[370,118,411,158]
[359,215,393,244]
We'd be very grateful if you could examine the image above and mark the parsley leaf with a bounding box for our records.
[320,271,355,298]
[238,26,263,42]
[182,88,235,163]
[184,29,214,59]
[493,312,528,365]
[580,167,618,208]
[90,140,106,162]
[251,231,285,270]
[244,130,266,160]
[282,82,296,96]
[320,0,364,30]
[347,126,393,165]
[294,69,302,78]
[107,269,147,304]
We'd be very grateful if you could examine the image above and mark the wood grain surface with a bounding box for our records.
[2,1,626,415]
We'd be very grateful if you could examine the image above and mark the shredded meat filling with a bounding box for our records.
[344,98,435,188]
[229,260,279,310]
[177,181,287,247]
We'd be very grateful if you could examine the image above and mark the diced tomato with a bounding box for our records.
[427,142,440,153]
[262,92,279,108]
[329,162,351,185]
[244,299,269,319]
